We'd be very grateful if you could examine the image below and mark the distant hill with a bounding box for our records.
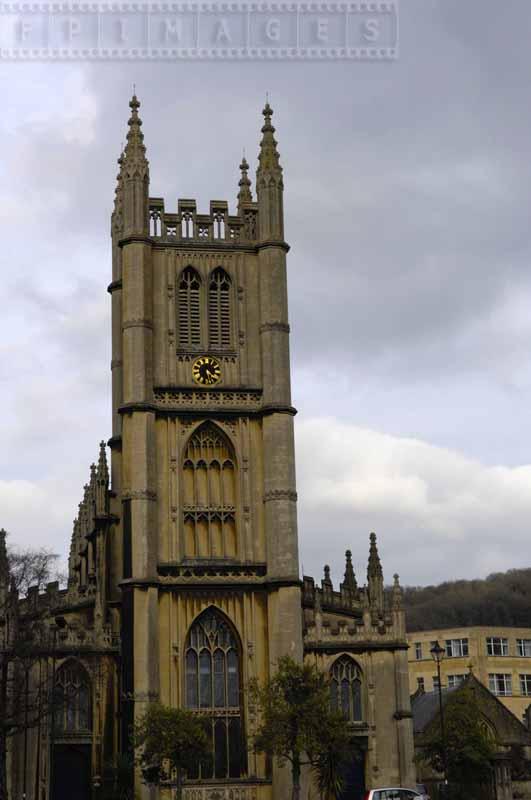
[402,568,531,632]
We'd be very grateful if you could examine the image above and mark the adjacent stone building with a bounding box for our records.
[407,627,531,722]
[412,673,531,800]
[3,96,416,800]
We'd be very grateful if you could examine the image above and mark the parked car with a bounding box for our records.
[364,788,422,800]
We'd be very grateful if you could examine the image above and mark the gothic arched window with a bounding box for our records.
[182,423,237,559]
[185,608,245,780]
[55,661,92,734]
[178,267,202,348]
[208,268,232,348]
[330,656,363,722]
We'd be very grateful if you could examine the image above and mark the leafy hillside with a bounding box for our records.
[403,568,531,632]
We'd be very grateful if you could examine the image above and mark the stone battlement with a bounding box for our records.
[148,197,259,243]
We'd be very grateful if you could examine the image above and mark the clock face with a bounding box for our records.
[192,356,222,386]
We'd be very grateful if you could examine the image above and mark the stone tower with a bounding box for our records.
[5,96,416,800]
[109,95,302,797]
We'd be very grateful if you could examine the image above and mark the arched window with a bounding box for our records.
[330,656,363,722]
[185,608,245,780]
[208,268,232,348]
[55,661,92,734]
[178,267,201,347]
[182,423,237,559]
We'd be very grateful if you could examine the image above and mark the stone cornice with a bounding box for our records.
[263,489,298,503]
[256,239,290,253]
[122,318,154,331]
[118,576,302,592]
[304,640,410,654]
[118,398,297,418]
[107,279,122,294]
[259,321,290,334]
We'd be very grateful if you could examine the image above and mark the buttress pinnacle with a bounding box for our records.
[367,532,383,580]
[237,156,253,209]
[343,549,357,590]
[0,528,7,580]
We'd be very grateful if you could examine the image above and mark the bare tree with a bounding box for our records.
[0,529,61,800]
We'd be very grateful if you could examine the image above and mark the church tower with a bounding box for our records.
[109,95,302,797]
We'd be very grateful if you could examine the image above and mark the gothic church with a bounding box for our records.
[3,97,415,800]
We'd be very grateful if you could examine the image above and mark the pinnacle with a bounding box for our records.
[0,528,7,574]
[367,531,383,579]
[237,155,253,207]
[343,549,357,589]
[257,101,282,177]
[97,440,109,482]
[123,92,148,172]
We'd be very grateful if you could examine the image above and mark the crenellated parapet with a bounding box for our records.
[148,196,259,245]
[303,534,406,648]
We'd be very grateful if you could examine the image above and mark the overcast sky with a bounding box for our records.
[2,0,531,588]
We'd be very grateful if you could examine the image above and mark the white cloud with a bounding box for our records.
[296,418,531,586]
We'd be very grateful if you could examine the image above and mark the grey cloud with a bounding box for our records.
[2,0,531,582]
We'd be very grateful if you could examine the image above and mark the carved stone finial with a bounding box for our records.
[0,529,8,583]
[392,573,403,610]
[367,532,384,615]
[237,156,253,209]
[367,532,383,579]
[120,93,150,236]
[123,94,148,170]
[97,441,109,484]
[95,441,110,516]
[322,564,332,591]
[257,101,282,179]
[343,549,357,590]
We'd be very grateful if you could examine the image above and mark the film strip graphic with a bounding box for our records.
[0,1,398,59]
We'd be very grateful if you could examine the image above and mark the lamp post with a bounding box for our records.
[430,640,448,796]
[48,615,66,800]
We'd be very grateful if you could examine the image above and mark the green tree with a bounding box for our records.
[249,656,351,800]
[418,686,496,800]
[312,713,356,800]
[134,704,210,800]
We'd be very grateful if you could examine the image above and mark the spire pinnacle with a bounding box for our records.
[0,528,7,580]
[120,93,149,236]
[237,156,253,209]
[367,532,383,579]
[392,573,403,610]
[257,101,282,179]
[367,532,384,616]
[123,93,148,173]
[97,440,109,483]
[343,549,357,590]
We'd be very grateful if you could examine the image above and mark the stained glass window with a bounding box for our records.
[330,656,363,723]
[185,609,245,780]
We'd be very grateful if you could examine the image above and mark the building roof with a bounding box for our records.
[411,675,531,746]
[411,688,456,734]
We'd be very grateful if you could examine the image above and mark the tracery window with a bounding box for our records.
[208,268,232,348]
[330,656,363,722]
[55,661,91,734]
[178,267,202,347]
[185,609,245,780]
[182,423,237,559]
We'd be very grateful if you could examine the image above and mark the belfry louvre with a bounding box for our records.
[2,96,415,800]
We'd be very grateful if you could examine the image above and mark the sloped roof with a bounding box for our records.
[411,687,457,734]
[411,675,531,746]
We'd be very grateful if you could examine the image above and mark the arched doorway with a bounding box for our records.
[329,656,367,800]
[51,661,92,800]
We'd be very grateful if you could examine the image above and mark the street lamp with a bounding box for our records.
[430,640,448,795]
